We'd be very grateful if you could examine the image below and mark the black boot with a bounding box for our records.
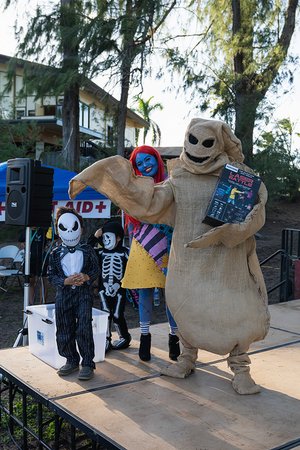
[169,334,180,361]
[139,333,151,361]
[112,334,132,350]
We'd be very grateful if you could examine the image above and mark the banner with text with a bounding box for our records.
[0,199,111,222]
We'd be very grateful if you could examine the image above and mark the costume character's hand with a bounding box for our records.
[64,275,78,286]
[76,273,89,285]
[185,224,230,249]
[94,229,102,239]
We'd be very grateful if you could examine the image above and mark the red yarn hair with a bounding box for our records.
[125,145,166,232]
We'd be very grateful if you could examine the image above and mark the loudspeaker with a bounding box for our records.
[5,158,54,227]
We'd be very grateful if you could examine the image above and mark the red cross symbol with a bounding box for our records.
[95,201,107,213]
[0,203,6,215]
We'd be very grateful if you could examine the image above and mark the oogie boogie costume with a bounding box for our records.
[88,221,131,351]
[69,119,270,395]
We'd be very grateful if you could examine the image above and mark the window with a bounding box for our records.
[79,101,89,128]
[44,105,56,116]
[107,125,114,147]
[56,105,62,118]
[15,75,23,95]
[15,109,25,119]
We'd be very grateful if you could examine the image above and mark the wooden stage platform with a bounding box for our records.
[1,300,300,449]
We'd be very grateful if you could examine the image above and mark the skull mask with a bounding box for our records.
[102,232,117,250]
[57,212,81,247]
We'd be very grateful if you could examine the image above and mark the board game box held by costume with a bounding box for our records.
[203,164,261,227]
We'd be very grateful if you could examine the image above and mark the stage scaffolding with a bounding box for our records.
[0,369,122,450]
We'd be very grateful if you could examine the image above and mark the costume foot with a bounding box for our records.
[112,335,132,350]
[168,334,180,361]
[57,363,79,377]
[232,372,261,395]
[139,333,151,361]
[78,366,94,381]
[160,362,194,379]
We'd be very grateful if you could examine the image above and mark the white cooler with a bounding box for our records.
[26,304,108,369]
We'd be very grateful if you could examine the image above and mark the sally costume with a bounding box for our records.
[121,146,180,362]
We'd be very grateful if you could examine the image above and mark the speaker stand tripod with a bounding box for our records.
[13,226,31,347]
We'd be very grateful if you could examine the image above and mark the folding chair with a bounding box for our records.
[0,245,20,270]
[0,248,24,292]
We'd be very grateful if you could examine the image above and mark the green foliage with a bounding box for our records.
[162,0,298,162]
[253,119,300,202]
[0,120,41,162]
[134,95,163,145]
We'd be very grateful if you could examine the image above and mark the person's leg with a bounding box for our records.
[76,294,95,369]
[55,296,80,369]
[138,288,153,361]
[112,292,131,349]
[166,306,180,361]
[99,291,113,352]
[161,333,198,379]
[227,346,260,395]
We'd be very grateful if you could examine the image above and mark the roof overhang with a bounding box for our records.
[0,53,149,129]
[8,116,104,140]
[156,146,182,159]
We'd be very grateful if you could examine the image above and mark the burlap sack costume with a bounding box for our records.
[69,118,270,395]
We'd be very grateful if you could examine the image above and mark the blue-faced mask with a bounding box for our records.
[135,153,158,177]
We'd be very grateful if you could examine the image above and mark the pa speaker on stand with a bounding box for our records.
[5,158,54,347]
[5,158,54,228]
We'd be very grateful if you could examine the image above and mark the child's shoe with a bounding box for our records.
[112,334,132,350]
[78,366,94,381]
[57,363,79,376]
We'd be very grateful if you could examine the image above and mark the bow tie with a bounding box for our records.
[60,243,83,258]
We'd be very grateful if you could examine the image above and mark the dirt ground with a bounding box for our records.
[0,198,299,350]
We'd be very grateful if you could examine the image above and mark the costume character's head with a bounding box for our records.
[129,145,165,182]
[56,207,83,248]
[101,221,124,250]
[126,145,166,232]
[180,118,244,175]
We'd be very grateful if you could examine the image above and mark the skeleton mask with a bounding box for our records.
[102,232,117,250]
[57,212,81,247]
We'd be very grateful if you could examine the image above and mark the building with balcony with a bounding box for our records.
[0,54,148,166]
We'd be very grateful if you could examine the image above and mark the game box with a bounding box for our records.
[203,164,261,227]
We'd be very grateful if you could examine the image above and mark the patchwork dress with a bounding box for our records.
[121,223,172,289]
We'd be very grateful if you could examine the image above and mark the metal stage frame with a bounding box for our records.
[0,368,123,450]
[1,307,300,450]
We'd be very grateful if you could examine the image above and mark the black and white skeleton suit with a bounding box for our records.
[88,221,131,350]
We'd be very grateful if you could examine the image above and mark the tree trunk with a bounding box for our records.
[117,62,131,156]
[61,83,80,171]
[234,92,260,166]
[60,0,80,171]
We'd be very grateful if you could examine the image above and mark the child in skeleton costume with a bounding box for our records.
[48,207,100,381]
[89,221,131,352]
[69,120,270,395]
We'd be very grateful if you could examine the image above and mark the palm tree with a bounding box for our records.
[135,96,163,146]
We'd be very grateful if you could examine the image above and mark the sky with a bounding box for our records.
[0,2,300,148]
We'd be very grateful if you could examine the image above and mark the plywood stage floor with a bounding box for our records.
[1,300,300,450]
